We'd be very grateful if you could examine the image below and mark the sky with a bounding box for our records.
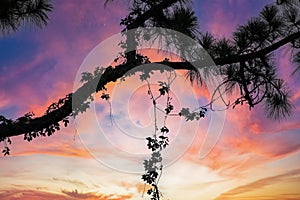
[0,0,300,199]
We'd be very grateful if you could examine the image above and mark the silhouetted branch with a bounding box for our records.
[1,0,299,141]
[1,28,299,139]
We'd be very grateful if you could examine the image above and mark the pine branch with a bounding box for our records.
[1,29,299,139]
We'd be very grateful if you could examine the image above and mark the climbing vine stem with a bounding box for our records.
[141,72,176,200]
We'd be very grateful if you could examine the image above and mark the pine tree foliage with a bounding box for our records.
[0,0,53,34]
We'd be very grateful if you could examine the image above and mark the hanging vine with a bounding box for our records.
[141,72,174,200]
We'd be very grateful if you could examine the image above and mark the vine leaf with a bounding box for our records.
[2,146,10,156]
[158,81,169,96]
[165,104,174,114]
[62,118,69,127]
[160,126,169,134]
[101,93,110,100]
[179,107,207,121]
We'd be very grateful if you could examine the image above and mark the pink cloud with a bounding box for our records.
[0,93,10,109]
[225,106,300,157]
[200,0,249,38]
[199,0,272,39]
[206,10,236,38]
[183,99,300,175]
[0,1,127,119]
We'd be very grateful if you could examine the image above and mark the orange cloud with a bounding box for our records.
[0,189,133,200]
[0,189,72,200]
[216,168,300,200]
[62,189,133,200]
[52,178,89,189]
[8,129,92,159]
[13,140,91,159]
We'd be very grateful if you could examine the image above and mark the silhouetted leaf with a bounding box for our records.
[2,146,10,156]
[101,93,110,100]
[63,118,69,127]
[160,126,169,133]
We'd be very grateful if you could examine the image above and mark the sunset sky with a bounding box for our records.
[1,0,300,199]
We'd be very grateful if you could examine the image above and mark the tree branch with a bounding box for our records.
[0,15,299,140]
[214,31,300,65]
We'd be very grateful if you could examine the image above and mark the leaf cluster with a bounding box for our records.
[179,107,207,121]
[143,130,169,199]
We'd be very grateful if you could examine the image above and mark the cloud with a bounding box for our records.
[0,0,127,118]
[0,189,133,200]
[52,178,89,189]
[61,189,133,200]
[215,168,300,199]
[0,189,73,200]
[197,0,265,38]
[1,2,300,200]
[205,5,237,38]
[184,101,300,176]
[217,194,300,200]
[61,189,97,199]
[12,137,91,158]
[0,93,10,109]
